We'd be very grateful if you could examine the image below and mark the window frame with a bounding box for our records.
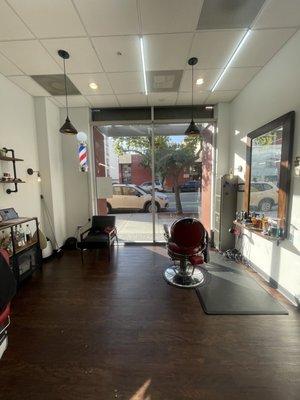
[244,111,295,238]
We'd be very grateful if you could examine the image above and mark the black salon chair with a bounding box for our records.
[78,216,118,262]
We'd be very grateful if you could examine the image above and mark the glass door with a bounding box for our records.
[93,121,212,243]
[152,123,202,242]
[94,124,156,243]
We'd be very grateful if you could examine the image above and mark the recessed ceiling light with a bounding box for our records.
[196,78,204,85]
[89,82,98,90]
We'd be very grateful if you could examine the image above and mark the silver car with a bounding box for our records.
[107,184,169,213]
[140,180,164,192]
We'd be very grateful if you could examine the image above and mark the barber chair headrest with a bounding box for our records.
[170,218,206,249]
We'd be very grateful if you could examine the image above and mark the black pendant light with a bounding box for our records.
[185,57,200,135]
[58,49,78,135]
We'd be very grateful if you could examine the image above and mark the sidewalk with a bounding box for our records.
[114,211,200,242]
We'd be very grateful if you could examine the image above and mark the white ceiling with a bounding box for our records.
[0,0,298,108]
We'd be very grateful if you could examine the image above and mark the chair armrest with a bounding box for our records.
[80,227,91,241]
[104,226,117,236]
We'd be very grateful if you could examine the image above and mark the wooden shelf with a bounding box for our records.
[0,155,24,162]
[0,179,25,184]
[14,240,38,255]
[233,221,284,242]
[0,217,37,229]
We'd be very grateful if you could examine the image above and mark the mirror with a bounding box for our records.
[249,127,282,217]
[244,112,295,237]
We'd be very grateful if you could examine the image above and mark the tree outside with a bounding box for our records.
[114,134,202,214]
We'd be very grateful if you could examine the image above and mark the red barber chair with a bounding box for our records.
[164,218,208,288]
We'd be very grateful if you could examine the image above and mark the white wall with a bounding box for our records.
[0,74,42,225]
[229,30,300,304]
[60,107,92,237]
[34,97,66,247]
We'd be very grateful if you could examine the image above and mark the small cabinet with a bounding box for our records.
[0,217,42,287]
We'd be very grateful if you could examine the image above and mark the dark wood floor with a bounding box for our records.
[1,246,299,400]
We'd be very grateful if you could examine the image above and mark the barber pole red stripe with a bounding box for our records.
[78,143,88,171]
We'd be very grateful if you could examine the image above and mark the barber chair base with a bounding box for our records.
[164,266,205,288]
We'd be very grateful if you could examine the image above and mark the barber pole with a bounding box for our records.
[78,142,88,172]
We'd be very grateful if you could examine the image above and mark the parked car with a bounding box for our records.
[140,180,164,192]
[250,182,278,212]
[179,180,200,192]
[107,184,169,213]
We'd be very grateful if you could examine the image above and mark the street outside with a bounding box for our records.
[113,192,201,242]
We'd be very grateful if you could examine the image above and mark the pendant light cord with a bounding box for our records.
[63,58,69,117]
[191,64,194,120]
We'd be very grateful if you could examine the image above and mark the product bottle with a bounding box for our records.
[25,224,32,242]
[19,225,25,245]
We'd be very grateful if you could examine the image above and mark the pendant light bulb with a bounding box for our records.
[58,49,78,135]
[185,57,200,136]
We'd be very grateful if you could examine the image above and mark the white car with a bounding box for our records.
[140,180,164,192]
[250,181,278,212]
[107,184,169,213]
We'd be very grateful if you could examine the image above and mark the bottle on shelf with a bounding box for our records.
[19,224,26,245]
[25,224,32,242]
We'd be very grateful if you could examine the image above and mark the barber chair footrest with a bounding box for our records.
[164,266,205,288]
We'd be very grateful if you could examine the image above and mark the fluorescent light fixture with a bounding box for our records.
[205,106,213,110]
[140,36,148,95]
[89,82,98,90]
[196,78,204,85]
[211,30,251,92]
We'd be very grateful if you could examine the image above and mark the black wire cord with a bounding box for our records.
[63,58,69,117]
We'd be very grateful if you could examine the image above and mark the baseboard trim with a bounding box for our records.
[244,256,298,307]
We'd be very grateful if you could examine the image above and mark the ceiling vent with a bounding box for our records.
[197,0,266,30]
[146,70,183,92]
[30,74,80,96]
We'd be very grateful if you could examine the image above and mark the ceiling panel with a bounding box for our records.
[216,67,261,91]
[73,0,139,36]
[176,91,209,105]
[232,28,296,67]
[147,92,178,106]
[180,68,221,91]
[0,1,33,40]
[31,74,80,95]
[205,90,239,103]
[0,53,23,76]
[54,95,90,107]
[86,94,119,108]
[9,75,50,96]
[68,73,113,95]
[189,30,245,69]
[254,0,300,29]
[197,0,265,30]
[108,72,144,94]
[92,35,141,73]
[42,37,102,73]
[8,0,85,38]
[0,40,61,75]
[144,33,194,71]
[147,70,183,92]
[117,94,148,107]
[140,0,203,34]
